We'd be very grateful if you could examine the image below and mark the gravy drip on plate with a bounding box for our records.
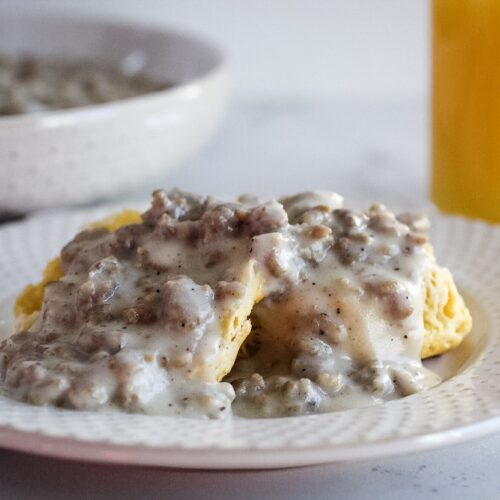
[0,190,439,418]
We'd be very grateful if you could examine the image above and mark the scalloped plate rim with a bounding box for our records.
[0,203,499,468]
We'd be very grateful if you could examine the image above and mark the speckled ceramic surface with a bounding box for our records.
[0,205,499,469]
[0,13,228,212]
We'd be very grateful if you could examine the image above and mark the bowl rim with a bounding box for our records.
[0,10,228,128]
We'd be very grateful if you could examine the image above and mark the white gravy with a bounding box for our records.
[0,189,440,419]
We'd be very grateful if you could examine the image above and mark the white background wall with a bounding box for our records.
[1,0,431,207]
[4,0,429,100]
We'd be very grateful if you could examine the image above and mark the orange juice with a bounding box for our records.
[432,0,500,222]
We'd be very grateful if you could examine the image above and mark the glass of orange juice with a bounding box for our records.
[432,0,500,223]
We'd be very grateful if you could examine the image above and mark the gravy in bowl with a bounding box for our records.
[0,54,171,115]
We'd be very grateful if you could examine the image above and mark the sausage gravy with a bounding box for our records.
[0,189,440,418]
[0,55,169,116]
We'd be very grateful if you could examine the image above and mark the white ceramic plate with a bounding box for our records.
[0,205,499,469]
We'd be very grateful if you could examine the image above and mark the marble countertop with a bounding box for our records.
[1,433,499,499]
[0,97,497,499]
[141,97,429,210]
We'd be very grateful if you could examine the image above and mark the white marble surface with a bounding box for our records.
[1,98,498,499]
[126,97,429,210]
[1,434,500,499]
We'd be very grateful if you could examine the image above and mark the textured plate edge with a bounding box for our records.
[1,414,500,469]
[1,206,500,468]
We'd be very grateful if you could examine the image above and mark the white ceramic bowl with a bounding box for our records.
[0,12,228,213]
